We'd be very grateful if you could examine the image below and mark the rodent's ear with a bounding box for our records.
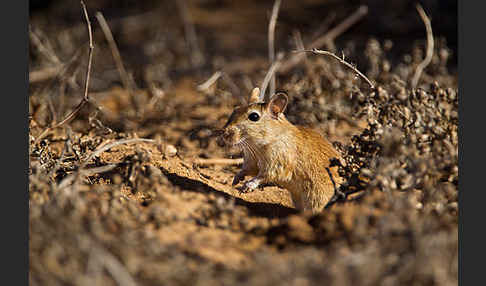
[249,87,260,104]
[268,92,288,117]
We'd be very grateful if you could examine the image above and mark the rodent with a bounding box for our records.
[221,87,343,214]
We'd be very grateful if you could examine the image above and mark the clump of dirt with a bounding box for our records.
[29,1,457,285]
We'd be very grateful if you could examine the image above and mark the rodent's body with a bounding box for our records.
[221,88,343,213]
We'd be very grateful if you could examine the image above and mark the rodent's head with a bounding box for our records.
[221,87,289,148]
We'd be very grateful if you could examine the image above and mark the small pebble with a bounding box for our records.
[165,144,177,157]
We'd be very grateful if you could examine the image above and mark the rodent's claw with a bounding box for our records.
[236,184,253,193]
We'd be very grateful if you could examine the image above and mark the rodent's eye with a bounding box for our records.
[248,112,260,122]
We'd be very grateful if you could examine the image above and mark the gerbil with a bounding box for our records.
[221,87,343,214]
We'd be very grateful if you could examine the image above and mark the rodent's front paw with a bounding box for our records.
[232,173,244,186]
[237,178,261,193]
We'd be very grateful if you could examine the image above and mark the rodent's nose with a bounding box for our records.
[217,129,234,147]
[222,129,234,142]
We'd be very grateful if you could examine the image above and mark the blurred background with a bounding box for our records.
[29,0,457,91]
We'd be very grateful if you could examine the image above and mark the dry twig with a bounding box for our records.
[259,53,283,101]
[146,83,165,112]
[91,243,138,286]
[176,0,204,68]
[29,45,84,86]
[58,138,157,190]
[95,12,135,92]
[96,11,141,114]
[411,4,434,89]
[57,164,118,190]
[29,27,61,65]
[82,138,156,168]
[292,30,306,60]
[34,0,94,143]
[54,0,93,127]
[221,73,241,96]
[279,5,368,73]
[197,71,223,91]
[29,66,64,83]
[194,158,244,166]
[308,12,337,43]
[296,48,375,90]
[268,0,282,96]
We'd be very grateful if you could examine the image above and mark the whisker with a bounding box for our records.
[240,138,269,168]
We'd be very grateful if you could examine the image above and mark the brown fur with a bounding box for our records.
[221,89,343,213]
